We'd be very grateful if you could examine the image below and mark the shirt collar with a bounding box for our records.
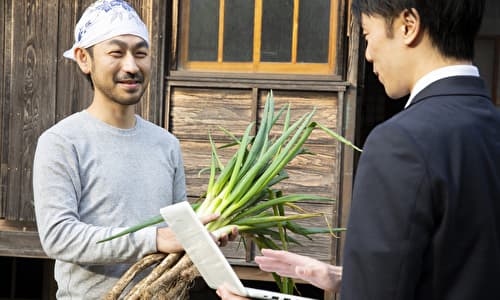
[405,65,480,109]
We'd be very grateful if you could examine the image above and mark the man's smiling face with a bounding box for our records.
[88,34,151,106]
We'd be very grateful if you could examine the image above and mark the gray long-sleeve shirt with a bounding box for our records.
[33,110,187,299]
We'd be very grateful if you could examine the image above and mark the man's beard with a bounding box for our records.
[94,72,148,106]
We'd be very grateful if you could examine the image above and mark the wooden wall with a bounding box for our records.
[164,77,351,266]
[0,0,168,255]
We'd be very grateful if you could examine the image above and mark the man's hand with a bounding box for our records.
[255,249,342,292]
[215,224,238,247]
[156,226,183,253]
[156,213,238,253]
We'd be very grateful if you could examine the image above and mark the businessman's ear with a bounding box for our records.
[400,8,422,46]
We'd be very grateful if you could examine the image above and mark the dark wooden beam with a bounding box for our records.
[0,230,46,258]
[493,37,499,105]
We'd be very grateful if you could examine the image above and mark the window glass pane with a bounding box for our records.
[223,0,254,62]
[261,0,293,62]
[297,0,330,63]
[188,0,219,61]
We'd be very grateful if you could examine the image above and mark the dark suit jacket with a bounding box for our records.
[341,76,500,300]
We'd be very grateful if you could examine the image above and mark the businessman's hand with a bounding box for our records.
[255,249,342,292]
[216,285,249,300]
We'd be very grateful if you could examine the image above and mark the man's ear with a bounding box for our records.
[399,8,421,46]
[74,48,91,74]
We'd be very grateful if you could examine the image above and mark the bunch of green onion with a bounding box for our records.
[98,91,361,293]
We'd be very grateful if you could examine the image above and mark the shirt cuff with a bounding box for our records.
[134,226,158,256]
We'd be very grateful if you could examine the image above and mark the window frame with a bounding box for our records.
[177,0,340,76]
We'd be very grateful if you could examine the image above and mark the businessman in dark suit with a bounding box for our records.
[342,0,500,299]
[217,0,500,299]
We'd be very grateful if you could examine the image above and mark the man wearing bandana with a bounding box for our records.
[32,1,232,298]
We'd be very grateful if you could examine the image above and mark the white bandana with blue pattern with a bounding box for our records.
[63,0,149,61]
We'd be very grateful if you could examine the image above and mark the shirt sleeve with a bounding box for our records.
[33,132,157,265]
[172,137,188,204]
[341,123,435,300]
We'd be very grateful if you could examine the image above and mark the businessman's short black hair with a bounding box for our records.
[351,0,485,61]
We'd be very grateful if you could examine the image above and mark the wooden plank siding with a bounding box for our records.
[0,0,168,254]
[1,0,60,222]
[0,0,6,221]
[170,88,255,141]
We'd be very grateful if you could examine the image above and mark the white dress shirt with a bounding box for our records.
[405,65,480,109]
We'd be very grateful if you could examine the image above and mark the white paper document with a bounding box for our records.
[160,201,317,300]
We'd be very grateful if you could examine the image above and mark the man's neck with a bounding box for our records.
[86,100,137,129]
[408,44,473,92]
